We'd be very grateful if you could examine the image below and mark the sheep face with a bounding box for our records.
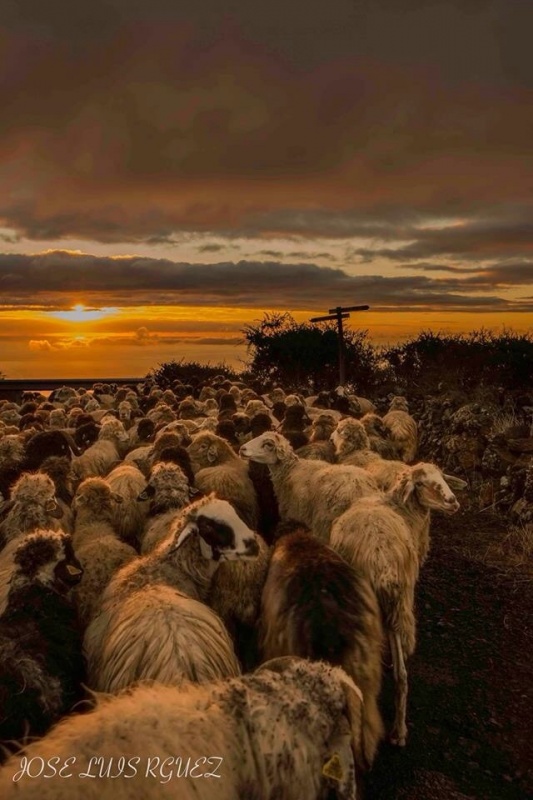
[12,530,83,594]
[172,495,259,562]
[187,432,233,471]
[240,431,293,464]
[391,463,460,514]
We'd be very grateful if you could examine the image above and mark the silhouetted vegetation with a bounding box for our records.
[149,319,533,397]
[242,312,384,393]
[383,328,533,396]
[148,358,240,388]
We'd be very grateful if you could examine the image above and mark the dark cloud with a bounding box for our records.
[0,250,531,313]
[0,2,531,245]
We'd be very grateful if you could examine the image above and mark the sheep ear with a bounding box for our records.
[443,474,467,491]
[322,716,358,800]
[137,485,155,501]
[255,656,300,675]
[389,470,415,505]
[170,520,197,552]
[207,445,218,464]
[336,671,367,776]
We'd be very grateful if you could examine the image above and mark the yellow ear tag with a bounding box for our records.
[322,753,343,782]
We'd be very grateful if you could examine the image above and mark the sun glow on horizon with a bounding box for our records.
[48,304,120,322]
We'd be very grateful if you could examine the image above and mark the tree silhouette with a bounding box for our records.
[243,312,383,392]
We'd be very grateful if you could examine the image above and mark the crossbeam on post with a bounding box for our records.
[309,313,349,323]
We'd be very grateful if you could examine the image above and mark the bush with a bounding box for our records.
[242,312,383,393]
[382,329,533,396]
[147,358,240,388]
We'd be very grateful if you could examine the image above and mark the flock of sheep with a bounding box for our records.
[0,378,466,799]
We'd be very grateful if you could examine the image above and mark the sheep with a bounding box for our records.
[137,461,194,553]
[260,521,384,766]
[84,494,260,693]
[73,420,100,451]
[70,478,138,627]
[0,657,365,800]
[188,431,259,528]
[240,432,379,541]
[0,435,26,500]
[208,530,271,671]
[70,418,129,482]
[0,474,65,614]
[0,529,85,755]
[331,417,383,468]
[384,462,461,566]
[328,465,460,746]
[125,416,155,449]
[105,463,148,546]
[382,396,418,463]
[24,429,81,469]
[148,430,195,484]
[360,412,399,459]
[329,493,419,747]
[38,455,75,533]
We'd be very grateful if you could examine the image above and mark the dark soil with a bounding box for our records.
[365,510,533,800]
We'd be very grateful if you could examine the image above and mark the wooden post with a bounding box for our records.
[310,304,370,387]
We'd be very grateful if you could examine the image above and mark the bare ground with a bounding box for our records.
[365,510,533,800]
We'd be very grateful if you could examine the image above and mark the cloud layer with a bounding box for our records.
[0,0,532,247]
[0,250,531,313]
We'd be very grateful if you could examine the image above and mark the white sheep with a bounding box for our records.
[0,657,364,800]
[240,431,379,541]
[382,396,418,463]
[329,464,460,745]
[84,494,260,693]
[329,493,419,747]
[385,462,461,566]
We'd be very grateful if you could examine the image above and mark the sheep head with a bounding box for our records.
[169,493,259,562]
[239,431,295,464]
[330,419,370,457]
[187,431,236,472]
[389,463,460,514]
[256,657,364,796]
[12,529,83,595]
[72,477,123,518]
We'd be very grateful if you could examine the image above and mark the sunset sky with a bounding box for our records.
[1,0,532,378]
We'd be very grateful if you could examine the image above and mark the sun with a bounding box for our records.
[48,304,119,322]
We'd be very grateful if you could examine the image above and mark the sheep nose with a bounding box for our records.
[244,537,260,557]
[446,497,460,513]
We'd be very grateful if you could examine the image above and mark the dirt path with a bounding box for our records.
[365,511,533,800]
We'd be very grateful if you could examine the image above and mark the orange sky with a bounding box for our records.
[0,1,532,377]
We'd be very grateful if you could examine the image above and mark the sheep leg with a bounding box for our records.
[389,631,408,746]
